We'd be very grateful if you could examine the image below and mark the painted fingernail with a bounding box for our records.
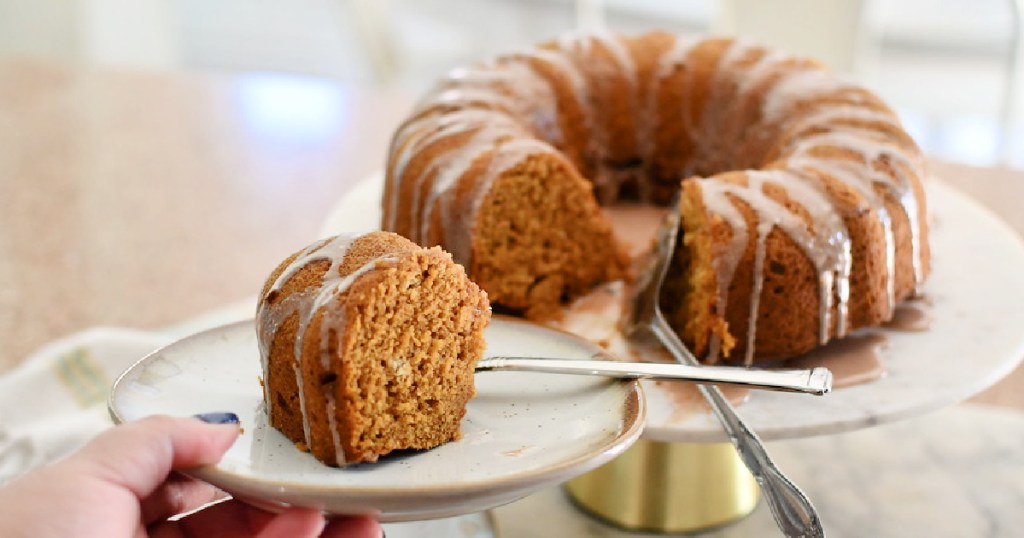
[193,412,240,425]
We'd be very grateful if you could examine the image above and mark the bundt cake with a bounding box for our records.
[255,231,491,466]
[382,31,929,364]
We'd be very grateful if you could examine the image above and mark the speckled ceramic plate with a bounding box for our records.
[108,318,644,522]
[324,174,1024,442]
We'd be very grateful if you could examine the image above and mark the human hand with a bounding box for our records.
[0,414,382,538]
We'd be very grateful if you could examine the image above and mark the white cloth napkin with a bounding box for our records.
[0,300,253,485]
[0,328,170,483]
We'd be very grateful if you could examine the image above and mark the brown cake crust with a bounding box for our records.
[257,231,490,465]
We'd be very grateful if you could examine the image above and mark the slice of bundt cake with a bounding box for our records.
[256,231,491,466]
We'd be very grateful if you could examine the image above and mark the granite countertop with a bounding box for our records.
[493,403,1024,537]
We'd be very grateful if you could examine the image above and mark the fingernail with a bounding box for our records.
[193,412,239,425]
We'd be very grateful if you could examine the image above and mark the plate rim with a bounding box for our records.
[108,318,646,499]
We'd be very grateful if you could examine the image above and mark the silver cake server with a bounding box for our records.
[476,356,831,395]
[622,191,826,538]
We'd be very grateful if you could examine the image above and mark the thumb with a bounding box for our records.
[68,414,240,500]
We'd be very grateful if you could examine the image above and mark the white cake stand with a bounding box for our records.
[324,174,1024,534]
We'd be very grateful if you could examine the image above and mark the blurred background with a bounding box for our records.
[0,0,1021,167]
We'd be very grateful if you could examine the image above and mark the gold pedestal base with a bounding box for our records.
[565,439,760,533]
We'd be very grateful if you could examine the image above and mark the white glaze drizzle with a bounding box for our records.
[666,39,705,165]
[784,153,898,313]
[787,168,854,341]
[386,114,472,231]
[593,32,638,88]
[696,39,760,161]
[761,68,861,124]
[735,49,791,98]
[782,129,925,311]
[698,169,851,364]
[292,364,311,448]
[387,109,520,232]
[429,87,518,115]
[446,137,557,265]
[552,32,638,193]
[256,233,398,465]
[783,105,898,135]
[412,115,526,246]
[325,394,346,466]
[640,35,699,188]
[436,59,564,144]
[527,47,591,136]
